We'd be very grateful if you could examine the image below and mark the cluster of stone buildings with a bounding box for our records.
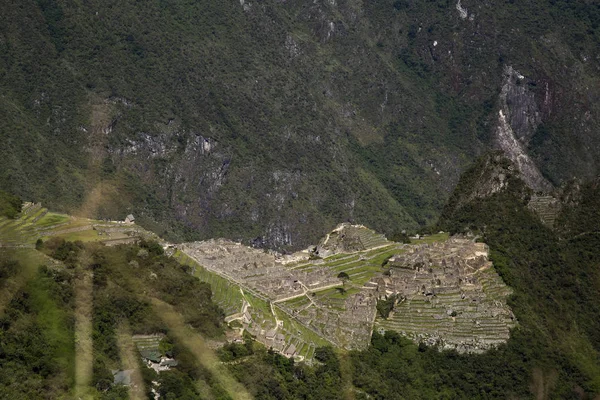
[179,228,516,358]
[180,239,342,301]
[374,238,516,353]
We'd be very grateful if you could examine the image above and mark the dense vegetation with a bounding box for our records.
[0,259,75,399]
[0,256,20,285]
[0,239,229,399]
[0,190,21,219]
[223,345,346,400]
[73,240,230,399]
[0,1,598,249]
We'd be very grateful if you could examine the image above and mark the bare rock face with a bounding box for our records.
[494,66,552,193]
[500,66,541,143]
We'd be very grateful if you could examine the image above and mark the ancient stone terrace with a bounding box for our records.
[528,195,561,227]
[375,238,516,353]
[0,203,155,249]
[179,224,399,350]
[315,223,389,256]
[181,237,348,301]
[280,287,378,349]
[179,226,516,356]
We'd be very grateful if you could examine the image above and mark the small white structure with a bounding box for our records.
[124,214,135,224]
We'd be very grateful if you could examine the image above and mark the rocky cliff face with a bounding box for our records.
[439,152,529,219]
[494,66,551,192]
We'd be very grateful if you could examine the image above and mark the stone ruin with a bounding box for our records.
[315,223,388,257]
[179,238,342,301]
[375,238,516,353]
[178,226,516,357]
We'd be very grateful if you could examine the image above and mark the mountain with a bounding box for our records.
[0,1,598,251]
[1,149,600,398]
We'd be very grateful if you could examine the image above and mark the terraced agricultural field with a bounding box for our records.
[244,292,275,324]
[0,202,153,248]
[374,237,516,353]
[411,232,450,244]
[272,306,332,360]
[174,250,245,316]
[35,212,71,228]
[177,224,479,355]
[173,245,333,361]
[282,294,312,308]
[528,195,561,227]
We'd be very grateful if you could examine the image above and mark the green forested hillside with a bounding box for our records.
[0,0,598,249]
[0,259,76,399]
[0,240,230,399]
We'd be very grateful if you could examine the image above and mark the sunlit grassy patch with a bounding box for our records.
[411,232,449,244]
[35,212,70,227]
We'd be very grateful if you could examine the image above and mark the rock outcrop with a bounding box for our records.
[494,66,552,192]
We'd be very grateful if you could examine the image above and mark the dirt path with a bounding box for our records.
[151,298,253,400]
[116,321,147,400]
[270,300,282,329]
[74,269,94,399]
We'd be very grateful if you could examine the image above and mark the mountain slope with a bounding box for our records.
[0,0,599,250]
[438,154,600,395]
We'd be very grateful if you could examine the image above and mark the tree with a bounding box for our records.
[0,191,22,219]
[337,272,350,286]
[389,231,411,244]
[376,295,397,319]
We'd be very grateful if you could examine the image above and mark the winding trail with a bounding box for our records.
[270,300,282,328]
